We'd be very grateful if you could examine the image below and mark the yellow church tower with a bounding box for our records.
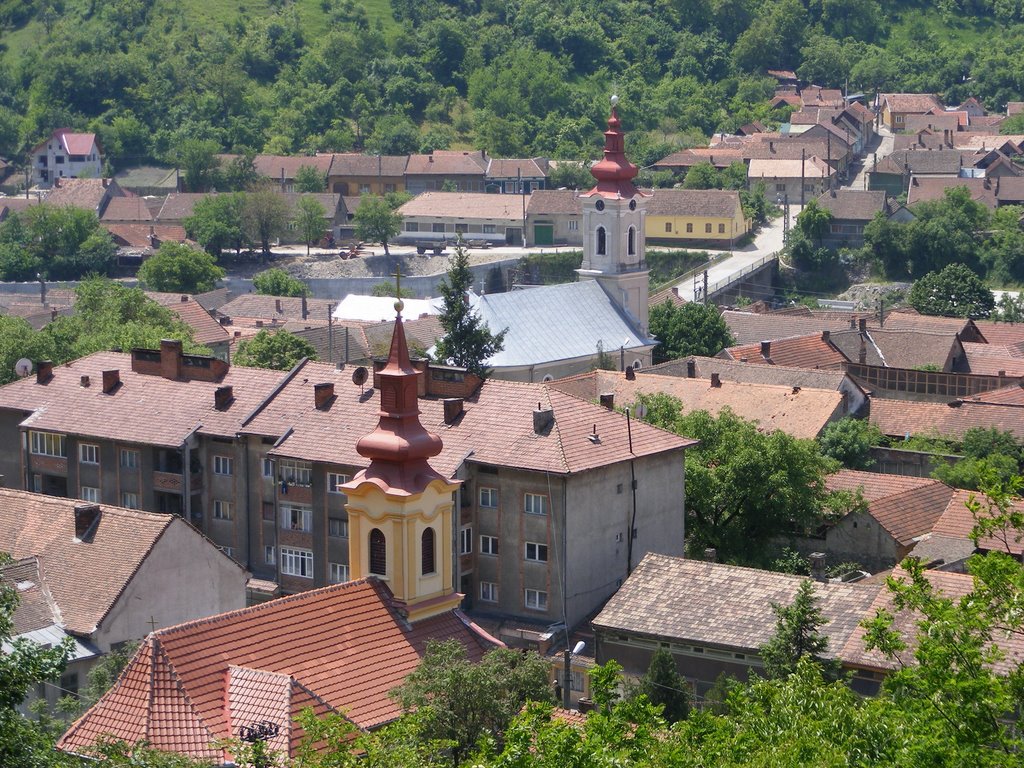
[342,299,463,622]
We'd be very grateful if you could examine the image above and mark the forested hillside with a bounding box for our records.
[0,0,1022,170]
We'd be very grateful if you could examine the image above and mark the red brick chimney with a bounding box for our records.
[314,382,335,410]
[74,504,101,540]
[36,360,53,384]
[101,369,120,394]
[160,339,183,379]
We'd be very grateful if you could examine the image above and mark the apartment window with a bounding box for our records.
[121,492,138,509]
[213,500,233,520]
[432,223,446,233]
[279,459,311,487]
[31,474,41,493]
[705,223,712,233]
[525,541,548,562]
[525,588,548,611]
[686,222,693,233]
[79,443,99,465]
[664,222,672,233]
[460,526,473,555]
[455,222,469,234]
[262,502,275,521]
[265,546,276,565]
[775,183,786,192]
[329,562,350,584]
[80,486,99,503]
[480,581,498,603]
[30,431,66,457]
[120,449,139,469]
[281,503,312,532]
[280,547,314,578]
[480,535,499,556]
[369,529,387,576]
[55,155,65,164]
[524,493,547,516]
[483,224,496,234]
[262,457,274,478]
[213,456,233,476]
[328,473,350,494]
[329,517,348,538]
[479,487,498,508]
[421,528,436,575]
[359,183,371,194]
[718,223,726,234]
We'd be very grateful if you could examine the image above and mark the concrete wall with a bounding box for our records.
[97,518,247,652]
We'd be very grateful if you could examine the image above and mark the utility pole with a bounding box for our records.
[703,270,709,306]
[878,297,885,327]
[800,147,806,206]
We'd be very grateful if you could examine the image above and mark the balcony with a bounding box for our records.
[152,471,204,494]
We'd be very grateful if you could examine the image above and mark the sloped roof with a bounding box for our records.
[0,490,178,635]
[486,158,548,178]
[747,156,833,179]
[882,94,944,114]
[593,553,880,656]
[648,284,687,309]
[929,488,1024,556]
[870,398,1024,441]
[962,341,1024,376]
[249,154,333,179]
[328,153,407,177]
[218,294,335,323]
[801,86,844,108]
[46,178,120,213]
[398,191,525,220]
[880,311,982,339]
[721,310,860,345]
[100,196,153,222]
[405,151,488,176]
[103,223,188,248]
[826,469,953,546]
[474,281,652,367]
[653,148,743,169]
[145,293,232,347]
[906,177,996,208]
[814,189,889,221]
[965,381,1024,405]
[722,333,846,369]
[0,557,60,634]
[58,579,498,759]
[0,350,284,445]
[526,189,581,215]
[157,193,214,221]
[828,327,960,370]
[648,355,858,393]
[32,129,98,156]
[873,150,963,176]
[548,369,842,439]
[257,361,693,475]
[646,189,743,218]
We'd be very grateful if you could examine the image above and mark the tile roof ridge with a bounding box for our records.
[30,555,65,630]
[453,608,507,649]
[541,388,570,474]
[148,635,221,755]
[239,357,311,430]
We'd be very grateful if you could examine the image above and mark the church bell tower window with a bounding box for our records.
[597,226,606,256]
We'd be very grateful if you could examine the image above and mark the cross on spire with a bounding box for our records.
[391,266,403,305]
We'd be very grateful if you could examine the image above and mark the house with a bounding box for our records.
[894,128,954,152]
[30,129,103,186]
[827,325,967,372]
[102,224,190,267]
[914,488,1024,568]
[145,292,233,361]
[548,369,848,439]
[651,148,744,177]
[44,177,125,217]
[878,94,944,131]
[868,150,966,196]
[485,157,549,193]
[326,153,407,196]
[870,398,1024,442]
[800,85,845,109]
[0,490,246,713]
[646,355,868,415]
[396,191,526,246]
[644,189,750,247]
[250,154,334,192]
[719,333,847,370]
[720,309,875,345]
[747,156,834,201]
[526,189,583,246]
[814,189,913,248]
[405,150,489,193]
[743,136,851,174]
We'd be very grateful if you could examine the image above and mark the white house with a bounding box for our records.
[30,129,103,187]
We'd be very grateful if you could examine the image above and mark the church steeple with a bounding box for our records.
[343,296,463,622]
[588,96,640,200]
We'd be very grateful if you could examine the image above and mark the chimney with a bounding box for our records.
[858,317,867,333]
[686,359,696,378]
[180,294,188,303]
[533,403,554,434]
[704,547,717,563]
[275,298,283,314]
[101,369,120,394]
[214,385,234,409]
[809,552,827,582]
[849,317,856,329]
[314,382,334,410]
[36,360,53,384]
[769,140,774,152]
[74,504,101,540]
[760,340,771,359]
[858,336,867,364]
[443,397,464,424]
[160,339,183,379]
[301,295,308,320]
[599,392,615,409]
[625,366,636,381]
[80,375,90,387]
[710,372,721,387]
[821,330,830,342]
[998,370,1006,378]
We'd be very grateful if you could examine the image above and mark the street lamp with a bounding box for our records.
[563,640,586,709]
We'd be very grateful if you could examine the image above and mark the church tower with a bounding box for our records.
[343,301,462,622]
[578,96,651,336]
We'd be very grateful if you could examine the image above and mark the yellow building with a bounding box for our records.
[645,189,751,247]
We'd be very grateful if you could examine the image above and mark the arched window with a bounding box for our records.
[596,226,606,255]
[628,226,636,256]
[421,527,436,575]
[369,528,386,576]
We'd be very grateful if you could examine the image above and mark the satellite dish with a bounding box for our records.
[352,366,368,387]
[14,358,32,378]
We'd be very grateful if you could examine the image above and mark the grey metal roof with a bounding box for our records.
[476,280,652,367]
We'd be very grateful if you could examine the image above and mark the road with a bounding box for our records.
[849,125,895,191]
[673,205,798,302]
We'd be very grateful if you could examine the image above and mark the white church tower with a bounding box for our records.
[578,96,651,336]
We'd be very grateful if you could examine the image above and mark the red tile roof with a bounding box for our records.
[826,469,953,546]
[870,398,1024,441]
[406,151,488,176]
[929,489,1024,556]
[722,333,846,369]
[965,381,1024,405]
[58,579,498,759]
[100,196,153,222]
[218,294,335,322]
[881,93,944,114]
[962,342,1024,376]
[46,178,122,213]
[102,223,188,248]
[146,292,232,347]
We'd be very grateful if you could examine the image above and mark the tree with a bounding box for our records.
[648,301,734,364]
[354,195,402,255]
[0,316,55,386]
[682,162,720,190]
[818,417,883,470]
[234,329,317,370]
[253,267,309,297]
[796,199,833,246]
[137,242,225,294]
[632,647,690,723]
[760,579,842,680]
[908,263,995,319]
[183,193,246,259]
[434,243,506,376]
[243,185,291,259]
[294,195,327,255]
[549,162,593,190]
[295,164,327,193]
[172,138,222,192]
[2,205,116,280]
[390,639,553,767]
